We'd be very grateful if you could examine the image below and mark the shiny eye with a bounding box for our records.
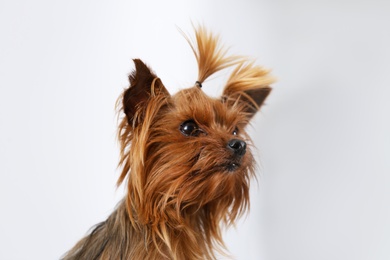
[180,120,200,136]
[232,127,238,136]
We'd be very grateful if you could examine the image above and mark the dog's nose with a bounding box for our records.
[227,139,247,156]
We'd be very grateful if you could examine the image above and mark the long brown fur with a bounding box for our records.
[62,26,275,260]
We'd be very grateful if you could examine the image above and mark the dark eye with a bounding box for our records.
[180,120,200,136]
[232,127,238,136]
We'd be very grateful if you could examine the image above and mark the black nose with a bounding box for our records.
[227,139,247,156]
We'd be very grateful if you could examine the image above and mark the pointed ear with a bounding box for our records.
[122,59,169,126]
[222,62,275,120]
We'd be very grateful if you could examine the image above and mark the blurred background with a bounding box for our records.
[1,0,389,259]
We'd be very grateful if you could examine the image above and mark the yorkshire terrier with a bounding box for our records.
[62,26,274,260]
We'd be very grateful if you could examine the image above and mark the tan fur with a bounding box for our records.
[181,26,242,83]
[62,26,275,260]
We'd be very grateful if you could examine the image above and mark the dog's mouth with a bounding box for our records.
[225,162,241,172]
[213,156,244,172]
[195,150,245,173]
[191,162,242,176]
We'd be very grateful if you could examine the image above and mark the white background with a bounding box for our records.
[1,0,389,259]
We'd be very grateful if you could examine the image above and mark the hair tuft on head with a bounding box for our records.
[181,25,243,85]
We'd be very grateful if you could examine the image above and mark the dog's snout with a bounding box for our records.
[227,139,247,156]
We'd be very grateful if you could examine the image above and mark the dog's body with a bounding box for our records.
[63,27,274,260]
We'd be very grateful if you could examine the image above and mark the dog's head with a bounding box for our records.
[117,26,274,257]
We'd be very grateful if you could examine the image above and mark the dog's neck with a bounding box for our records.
[124,196,225,259]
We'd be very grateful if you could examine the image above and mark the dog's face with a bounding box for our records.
[144,87,254,221]
[117,59,271,227]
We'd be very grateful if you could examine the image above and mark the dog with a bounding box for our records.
[62,26,274,260]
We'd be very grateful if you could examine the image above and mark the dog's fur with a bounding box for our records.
[62,26,274,260]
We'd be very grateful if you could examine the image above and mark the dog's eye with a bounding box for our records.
[180,120,200,136]
[232,127,238,136]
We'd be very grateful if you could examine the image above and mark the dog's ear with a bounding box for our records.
[222,62,274,120]
[123,59,169,126]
